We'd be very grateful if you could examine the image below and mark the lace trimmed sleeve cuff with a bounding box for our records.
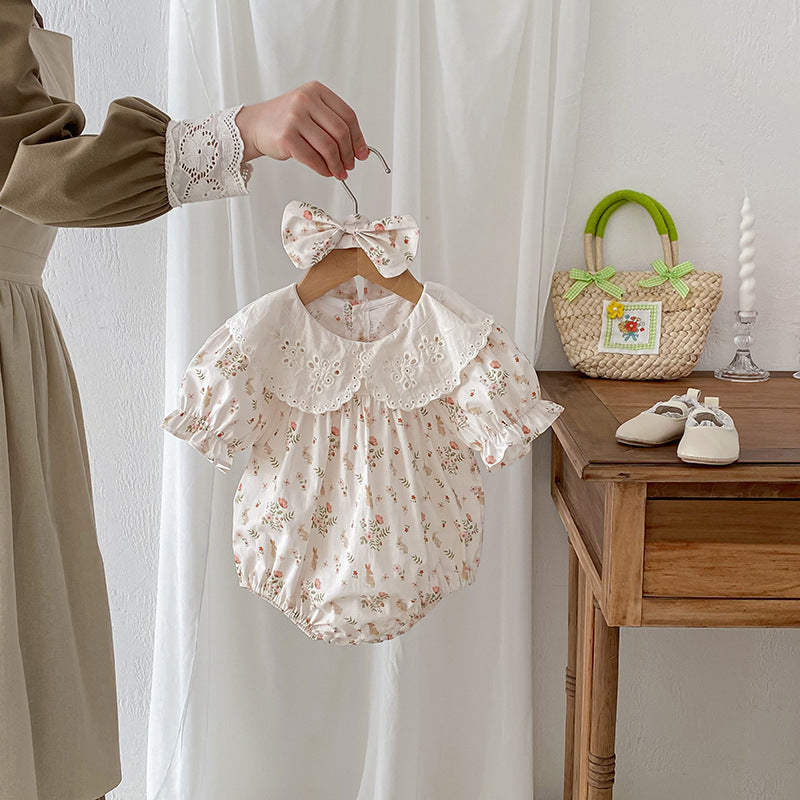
[164,104,254,207]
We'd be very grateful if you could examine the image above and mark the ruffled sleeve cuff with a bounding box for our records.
[164,104,253,207]
[161,407,235,474]
[464,398,564,472]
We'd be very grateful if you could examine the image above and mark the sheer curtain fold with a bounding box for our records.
[148,2,589,798]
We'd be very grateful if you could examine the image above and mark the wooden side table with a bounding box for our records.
[538,371,800,800]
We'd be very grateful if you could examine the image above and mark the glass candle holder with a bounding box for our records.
[714,309,770,382]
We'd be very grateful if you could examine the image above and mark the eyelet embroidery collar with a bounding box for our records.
[225,280,495,413]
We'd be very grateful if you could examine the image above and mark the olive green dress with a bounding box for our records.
[0,3,251,798]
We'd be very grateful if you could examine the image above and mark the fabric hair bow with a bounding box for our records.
[281,200,420,278]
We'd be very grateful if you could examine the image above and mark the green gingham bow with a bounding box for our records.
[563,266,624,302]
[637,258,694,299]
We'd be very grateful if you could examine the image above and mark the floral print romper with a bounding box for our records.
[162,274,563,644]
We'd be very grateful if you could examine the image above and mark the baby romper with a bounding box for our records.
[162,223,564,644]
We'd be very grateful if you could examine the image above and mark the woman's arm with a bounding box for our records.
[0,0,368,228]
[0,0,183,226]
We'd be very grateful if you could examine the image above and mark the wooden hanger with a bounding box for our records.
[295,147,424,306]
[295,250,423,305]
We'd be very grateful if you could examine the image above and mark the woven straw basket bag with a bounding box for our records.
[551,190,722,380]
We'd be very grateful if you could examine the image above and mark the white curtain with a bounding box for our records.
[148,2,589,798]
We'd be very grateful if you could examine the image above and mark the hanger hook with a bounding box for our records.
[339,146,391,216]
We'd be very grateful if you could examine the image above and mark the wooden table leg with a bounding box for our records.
[587,597,619,800]
[573,561,595,800]
[567,552,621,800]
[564,543,578,800]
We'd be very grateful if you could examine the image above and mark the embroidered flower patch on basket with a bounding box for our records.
[598,301,662,355]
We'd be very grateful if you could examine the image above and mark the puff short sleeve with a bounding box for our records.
[160,320,274,474]
[0,0,252,227]
[448,322,564,472]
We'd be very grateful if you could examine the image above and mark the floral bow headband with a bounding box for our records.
[281,201,420,278]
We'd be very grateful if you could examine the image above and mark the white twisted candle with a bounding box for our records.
[738,194,756,312]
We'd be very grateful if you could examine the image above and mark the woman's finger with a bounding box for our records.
[296,115,347,179]
[315,83,369,160]
[284,131,332,177]
[308,102,355,172]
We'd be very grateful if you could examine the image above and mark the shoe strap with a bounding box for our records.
[686,387,701,402]
[652,399,690,416]
[686,398,734,429]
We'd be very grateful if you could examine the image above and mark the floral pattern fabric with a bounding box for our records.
[281,201,420,278]
[162,277,563,644]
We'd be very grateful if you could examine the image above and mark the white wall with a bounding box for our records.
[36,1,799,798]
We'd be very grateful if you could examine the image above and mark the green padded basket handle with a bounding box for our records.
[583,190,680,272]
[594,194,680,271]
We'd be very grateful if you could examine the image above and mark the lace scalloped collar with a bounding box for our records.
[225,279,495,413]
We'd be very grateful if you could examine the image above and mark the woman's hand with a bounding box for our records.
[235,81,369,179]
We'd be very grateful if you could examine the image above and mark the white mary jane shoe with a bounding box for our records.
[615,387,701,446]
[676,396,740,465]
